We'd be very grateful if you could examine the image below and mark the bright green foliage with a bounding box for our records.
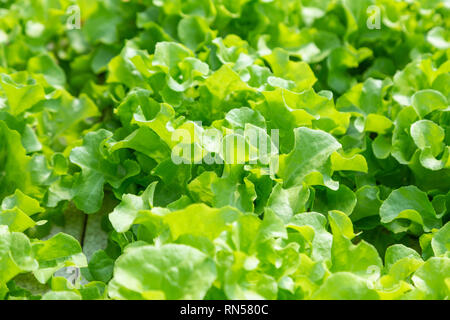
[0,0,449,300]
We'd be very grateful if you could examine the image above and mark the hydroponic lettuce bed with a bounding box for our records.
[0,0,449,300]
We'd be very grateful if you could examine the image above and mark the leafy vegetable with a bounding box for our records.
[0,0,448,300]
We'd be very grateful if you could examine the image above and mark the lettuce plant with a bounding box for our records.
[0,0,449,300]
